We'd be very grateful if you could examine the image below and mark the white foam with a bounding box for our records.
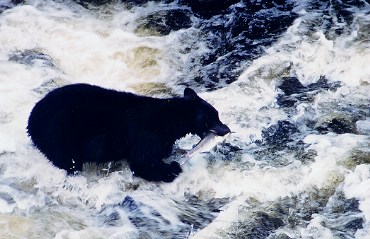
[299,215,335,239]
[343,164,370,239]
[356,118,370,135]
[241,11,370,86]
[0,1,200,95]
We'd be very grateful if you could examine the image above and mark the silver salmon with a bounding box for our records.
[179,132,229,165]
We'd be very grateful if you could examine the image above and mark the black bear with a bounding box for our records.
[27,84,230,182]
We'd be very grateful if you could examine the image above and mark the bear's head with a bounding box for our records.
[184,88,230,138]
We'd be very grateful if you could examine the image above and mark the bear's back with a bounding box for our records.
[27,84,144,147]
[29,83,147,120]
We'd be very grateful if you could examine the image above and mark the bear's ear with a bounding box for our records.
[184,88,199,100]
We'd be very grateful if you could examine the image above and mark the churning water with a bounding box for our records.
[0,0,369,238]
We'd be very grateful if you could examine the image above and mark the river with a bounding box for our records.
[0,0,369,238]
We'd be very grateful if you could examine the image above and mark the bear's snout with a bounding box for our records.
[210,123,230,136]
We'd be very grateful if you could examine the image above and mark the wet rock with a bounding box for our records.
[0,192,15,205]
[331,194,361,214]
[345,218,363,230]
[304,0,368,39]
[244,0,291,12]
[135,9,192,36]
[326,118,357,134]
[118,196,175,236]
[215,142,243,161]
[262,120,298,145]
[102,195,181,236]
[321,192,364,236]
[253,122,307,167]
[8,49,56,68]
[72,0,297,90]
[276,96,299,108]
[125,0,176,8]
[187,0,298,90]
[179,0,239,18]
[131,82,174,96]
[120,196,139,212]
[74,0,111,6]
[0,0,23,13]
[343,149,370,169]
[276,77,342,108]
[278,76,342,96]
[275,77,307,107]
[178,195,229,230]
[248,13,297,40]
[307,76,342,92]
[316,117,358,134]
[33,78,69,95]
[228,210,284,239]
[104,211,120,226]
[229,187,362,239]
[276,77,306,95]
[276,77,366,137]
[124,0,163,7]
[282,187,336,224]
[248,212,284,238]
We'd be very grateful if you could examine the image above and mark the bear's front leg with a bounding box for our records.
[128,143,182,182]
[127,132,182,182]
[130,160,182,182]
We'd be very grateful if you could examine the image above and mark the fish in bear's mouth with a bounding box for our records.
[180,126,231,165]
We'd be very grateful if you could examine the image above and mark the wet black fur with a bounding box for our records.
[27,84,229,182]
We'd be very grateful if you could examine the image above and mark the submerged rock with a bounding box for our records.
[0,192,15,205]
[188,0,298,89]
[73,0,111,6]
[8,49,57,68]
[342,149,370,170]
[227,202,285,239]
[276,77,306,96]
[304,0,368,39]
[262,120,298,145]
[177,195,229,231]
[276,76,342,108]
[135,9,192,36]
[0,0,23,13]
[179,0,239,18]
[326,118,357,134]
[275,76,368,137]
[130,82,173,96]
[316,117,358,134]
[33,78,69,95]
[102,196,171,232]
[345,218,364,231]
[101,195,228,237]
[120,196,139,212]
